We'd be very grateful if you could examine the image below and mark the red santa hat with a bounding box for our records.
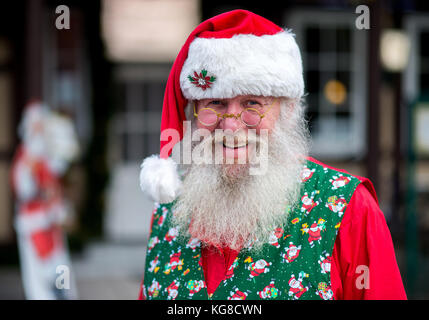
[140,9,304,203]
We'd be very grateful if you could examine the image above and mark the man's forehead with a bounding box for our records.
[196,95,274,103]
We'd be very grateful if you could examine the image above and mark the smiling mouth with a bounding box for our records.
[222,137,248,149]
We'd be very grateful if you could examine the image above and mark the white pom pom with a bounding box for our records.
[139,155,182,203]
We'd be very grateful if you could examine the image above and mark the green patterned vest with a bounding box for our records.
[142,159,361,300]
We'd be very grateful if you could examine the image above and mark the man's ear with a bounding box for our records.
[282,97,299,117]
[284,97,296,108]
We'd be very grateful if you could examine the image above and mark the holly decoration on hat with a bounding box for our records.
[188,69,216,90]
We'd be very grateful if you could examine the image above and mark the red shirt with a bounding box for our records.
[201,183,407,300]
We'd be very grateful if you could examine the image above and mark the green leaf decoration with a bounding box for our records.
[201,69,207,77]
[210,76,216,82]
[188,75,194,82]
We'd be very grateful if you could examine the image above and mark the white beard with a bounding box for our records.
[172,99,310,251]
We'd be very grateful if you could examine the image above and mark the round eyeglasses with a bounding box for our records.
[193,99,276,127]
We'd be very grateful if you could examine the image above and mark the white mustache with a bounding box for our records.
[189,128,267,166]
[212,129,259,146]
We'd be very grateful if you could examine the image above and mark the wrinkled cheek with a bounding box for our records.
[246,143,259,161]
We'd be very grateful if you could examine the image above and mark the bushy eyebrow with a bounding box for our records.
[196,96,274,110]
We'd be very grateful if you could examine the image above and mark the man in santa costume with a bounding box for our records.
[11,102,79,300]
[138,10,406,300]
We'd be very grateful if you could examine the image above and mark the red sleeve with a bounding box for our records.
[330,183,407,300]
[137,279,145,300]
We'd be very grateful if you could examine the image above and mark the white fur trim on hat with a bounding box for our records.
[139,155,182,204]
[180,31,304,100]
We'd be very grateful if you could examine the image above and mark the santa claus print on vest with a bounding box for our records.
[186,279,206,297]
[166,280,180,300]
[318,252,332,274]
[326,195,348,218]
[268,227,284,248]
[301,219,326,248]
[163,250,184,274]
[228,287,248,300]
[300,190,321,216]
[300,165,316,183]
[225,257,240,281]
[258,281,280,299]
[138,9,406,300]
[316,282,334,300]
[148,254,160,273]
[157,206,168,228]
[248,258,272,279]
[147,235,160,254]
[329,174,352,190]
[164,226,179,245]
[147,279,161,298]
[288,272,309,300]
[282,242,302,263]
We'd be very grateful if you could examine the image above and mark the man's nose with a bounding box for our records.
[219,102,245,132]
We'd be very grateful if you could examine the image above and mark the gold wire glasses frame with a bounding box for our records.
[193,98,277,127]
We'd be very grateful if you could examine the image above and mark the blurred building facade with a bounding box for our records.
[0,0,428,299]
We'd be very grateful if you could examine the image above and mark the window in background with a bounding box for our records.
[419,31,429,95]
[115,79,164,163]
[405,15,429,101]
[287,10,367,159]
